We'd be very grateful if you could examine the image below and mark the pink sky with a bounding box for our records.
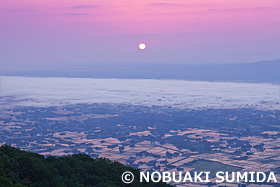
[0,0,280,66]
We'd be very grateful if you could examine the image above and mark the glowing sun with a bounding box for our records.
[139,43,146,50]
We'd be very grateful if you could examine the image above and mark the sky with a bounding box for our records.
[0,0,280,68]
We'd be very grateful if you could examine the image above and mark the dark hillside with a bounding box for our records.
[0,145,172,187]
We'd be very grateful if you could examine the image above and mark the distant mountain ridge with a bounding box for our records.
[1,59,280,83]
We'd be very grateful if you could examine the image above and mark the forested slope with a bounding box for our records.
[0,145,171,187]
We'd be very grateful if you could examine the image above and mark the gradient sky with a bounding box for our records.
[1,0,280,67]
